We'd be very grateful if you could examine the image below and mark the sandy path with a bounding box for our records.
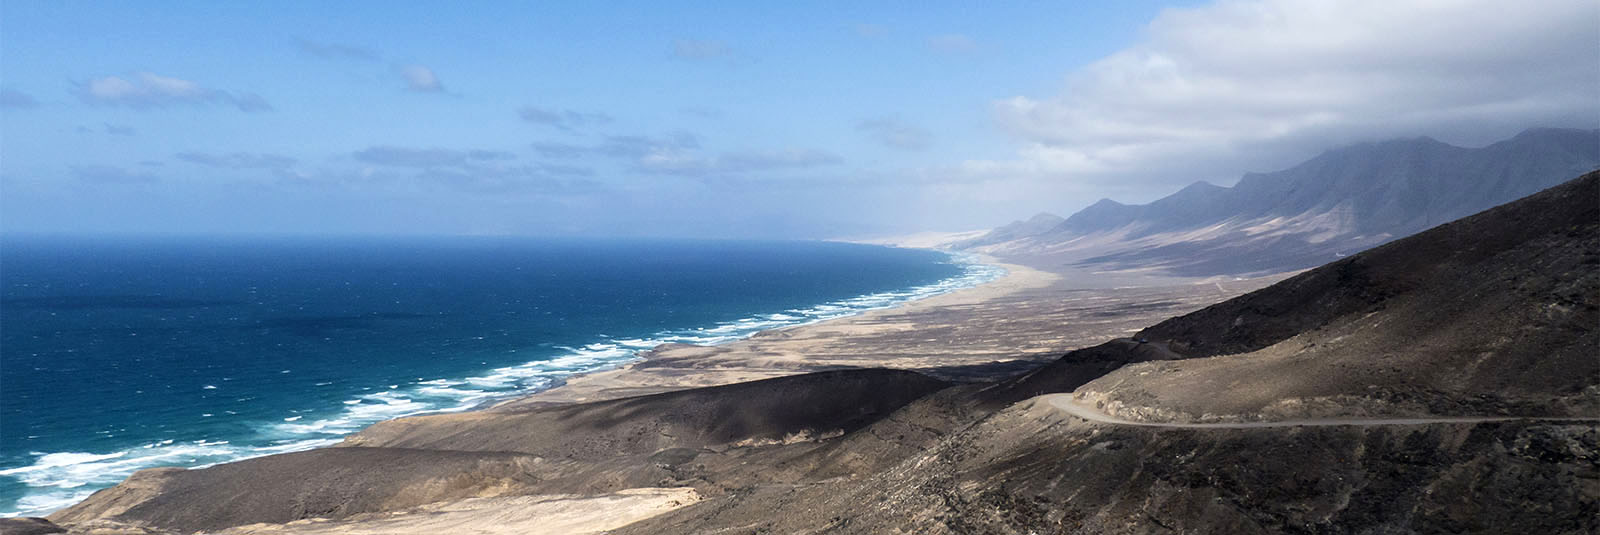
[1044,394,1599,428]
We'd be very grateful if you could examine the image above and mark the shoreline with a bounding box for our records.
[447,250,1017,411]
[488,255,1051,408]
[484,255,1290,410]
[477,249,1009,404]
[2,247,1005,518]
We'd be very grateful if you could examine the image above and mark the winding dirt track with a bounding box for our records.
[1044,394,1600,429]
[1048,339,1600,428]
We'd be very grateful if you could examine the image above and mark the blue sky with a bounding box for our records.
[2,1,1594,237]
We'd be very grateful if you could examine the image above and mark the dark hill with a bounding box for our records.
[339,368,949,458]
[988,169,1599,415]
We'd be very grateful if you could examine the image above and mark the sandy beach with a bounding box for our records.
[494,257,1289,408]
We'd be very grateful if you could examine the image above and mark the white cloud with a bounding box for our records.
[335,146,595,195]
[400,65,444,92]
[718,149,843,173]
[296,39,378,61]
[353,146,513,168]
[596,133,701,159]
[0,88,40,108]
[633,148,840,176]
[972,0,1600,192]
[575,133,839,176]
[177,152,297,170]
[530,141,590,159]
[78,72,271,112]
[70,165,158,184]
[518,107,613,132]
[858,116,932,150]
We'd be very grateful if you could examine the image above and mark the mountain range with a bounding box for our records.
[957,128,1600,276]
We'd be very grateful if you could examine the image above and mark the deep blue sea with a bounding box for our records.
[0,236,1000,516]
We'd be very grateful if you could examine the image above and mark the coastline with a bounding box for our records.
[486,253,1289,409]
[2,246,1002,518]
[35,249,1292,531]
[454,249,1010,410]
[449,251,1014,407]
[489,256,1051,408]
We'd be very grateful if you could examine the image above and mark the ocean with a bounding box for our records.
[0,235,1000,516]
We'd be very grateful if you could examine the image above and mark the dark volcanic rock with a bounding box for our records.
[614,404,1599,535]
[342,368,952,458]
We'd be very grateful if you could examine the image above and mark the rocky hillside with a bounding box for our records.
[962,128,1600,276]
[1074,168,1599,421]
[608,172,1600,534]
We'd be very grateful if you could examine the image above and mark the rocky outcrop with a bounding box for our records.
[612,400,1599,534]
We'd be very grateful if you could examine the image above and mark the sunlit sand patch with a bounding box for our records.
[220,488,701,535]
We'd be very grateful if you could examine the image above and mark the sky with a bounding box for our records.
[1,0,1596,238]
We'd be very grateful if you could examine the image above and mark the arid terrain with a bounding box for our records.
[13,171,1598,534]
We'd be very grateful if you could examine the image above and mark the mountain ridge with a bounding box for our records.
[958,127,1600,276]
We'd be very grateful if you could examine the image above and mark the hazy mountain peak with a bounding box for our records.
[1056,197,1141,234]
[1511,126,1594,139]
[1176,180,1222,193]
[961,128,1600,276]
[1302,134,1455,165]
[1024,212,1064,224]
[947,211,1066,249]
